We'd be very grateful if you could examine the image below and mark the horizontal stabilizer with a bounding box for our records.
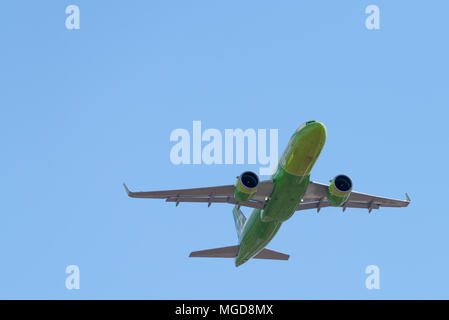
[189,245,289,261]
[254,248,290,260]
[189,245,239,258]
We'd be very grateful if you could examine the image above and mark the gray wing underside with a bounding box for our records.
[124,181,273,209]
[124,180,410,213]
[299,182,410,212]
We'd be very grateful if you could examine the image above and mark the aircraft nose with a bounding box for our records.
[305,121,326,135]
[299,121,327,147]
[280,121,327,176]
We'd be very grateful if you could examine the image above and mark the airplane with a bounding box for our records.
[124,120,410,267]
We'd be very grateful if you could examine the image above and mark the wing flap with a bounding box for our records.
[296,201,381,211]
[165,196,264,209]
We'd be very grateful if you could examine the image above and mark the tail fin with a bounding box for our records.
[189,245,289,260]
[232,205,246,241]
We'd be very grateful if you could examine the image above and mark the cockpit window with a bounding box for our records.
[296,120,316,133]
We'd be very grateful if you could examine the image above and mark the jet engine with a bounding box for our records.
[234,171,259,202]
[327,174,352,206]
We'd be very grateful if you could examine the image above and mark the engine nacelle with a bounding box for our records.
[327,175,352,206]
[234,171,259,203]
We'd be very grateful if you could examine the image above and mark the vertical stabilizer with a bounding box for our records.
[232,205,247,241]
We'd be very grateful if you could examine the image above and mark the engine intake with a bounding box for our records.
[234,171,259,203]
[327,174,352,206]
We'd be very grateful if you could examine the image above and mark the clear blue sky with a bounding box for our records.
[1,1,448,299]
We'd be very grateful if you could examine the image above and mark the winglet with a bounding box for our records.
[123,183,131,196]
[405,193,411,202]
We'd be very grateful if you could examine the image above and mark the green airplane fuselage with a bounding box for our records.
[236,121,326,266]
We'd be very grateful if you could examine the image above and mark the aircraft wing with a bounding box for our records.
[297,181,410,212]
[124,180,410,213]
[123,181,274,209]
